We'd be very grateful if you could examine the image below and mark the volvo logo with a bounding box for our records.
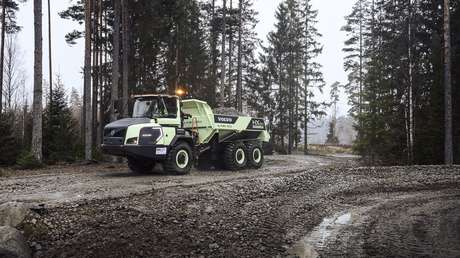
[110,130,117,137]
[217,117,233,123]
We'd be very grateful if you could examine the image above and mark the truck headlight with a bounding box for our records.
[138,127,163,145]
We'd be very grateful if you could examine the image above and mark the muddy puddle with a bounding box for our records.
[288,192,460,258]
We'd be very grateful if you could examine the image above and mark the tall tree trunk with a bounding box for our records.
[227,0,233,107]
[209,0,217,107]
[97,0,103,145]
[47,0,52,105]
[0,0,6,114]
[407,0,415,164]
[304,5,309,155]
[287,48,293,155]
[32,0,43,162]
[175,23,180,93]
[121,0,129,117]
[111,0,120,122]
[92,0,98,146]
[443,0,453,165]
[84,0,93,161]
[219,0,227,106]
[359,0,363,119]
[236,0,243,112]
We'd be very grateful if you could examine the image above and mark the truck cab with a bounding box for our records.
[102,94,270,174]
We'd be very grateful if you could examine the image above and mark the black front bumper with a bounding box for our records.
[101,144,169,160]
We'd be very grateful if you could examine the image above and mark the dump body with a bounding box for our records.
[181,99,270,145]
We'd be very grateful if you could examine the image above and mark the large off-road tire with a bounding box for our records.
[223,142,248,171]
[127,157,155,174]
[163,142,193,175]
[247,143,264,169]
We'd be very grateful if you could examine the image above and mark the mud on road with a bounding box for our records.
[1,156,460,258]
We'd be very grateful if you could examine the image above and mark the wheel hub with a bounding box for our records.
[236,149,245,165]
[176,150,189,169]
[253,148,262,163]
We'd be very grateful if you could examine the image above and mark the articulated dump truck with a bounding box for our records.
[102,94,270,174]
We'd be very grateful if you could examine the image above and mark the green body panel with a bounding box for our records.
[160,127,178,145]
[124,123,176,146]
[124,123,154,145]
[182,100,216,144]
[182,99,270,144]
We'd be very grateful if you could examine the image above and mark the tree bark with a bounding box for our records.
[219,0,227,106]
[209,0,217,107]
[32,0,43,162]
[91,0,98,146]
[304,4,310,155]
[443,0,453,165]
[47,0,52,105]
[236,0,243,112]
[121,0,129,117]
[227,0,233,106]
[97,0,103,145]
[111,0,120,122]
[84,0,93,161]
[0,0,6,114]
[407,0,415,164]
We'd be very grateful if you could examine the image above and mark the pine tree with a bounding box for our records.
[326,82,340,145]
[0,0,21,114]
[301,0,325,154]
[43,82,79,162]
[0,112,19,165]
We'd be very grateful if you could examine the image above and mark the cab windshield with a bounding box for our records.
[132,97,178,119]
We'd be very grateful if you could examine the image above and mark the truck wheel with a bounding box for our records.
[164,142,193,175]
[223,142,248,171]
[247,144,264,169]
[127,157,155,174]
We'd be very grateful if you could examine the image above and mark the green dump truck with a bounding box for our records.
[101,94,270,174]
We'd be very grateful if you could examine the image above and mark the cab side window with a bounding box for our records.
[164,97,178,118]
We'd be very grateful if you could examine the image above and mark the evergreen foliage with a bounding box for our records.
[2,0,22,33]
[42,83,80,163]
[250,0,325,154]
[0,113,19,166]
[343,0,459,165]
[16,151,43,169]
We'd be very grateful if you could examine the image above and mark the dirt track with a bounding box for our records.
[2,155,460,258]
[0,155,349,206]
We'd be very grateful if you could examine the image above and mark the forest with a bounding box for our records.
[0,0,458,167]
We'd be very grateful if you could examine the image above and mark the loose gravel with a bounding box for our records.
[2,156,459,257]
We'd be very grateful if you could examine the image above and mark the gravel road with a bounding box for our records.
[0,155,350,206]
[1,155,459,258]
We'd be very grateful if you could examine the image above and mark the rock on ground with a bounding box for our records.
[0,226,31,258]
[0,202,29,228]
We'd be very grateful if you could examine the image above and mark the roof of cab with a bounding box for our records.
[132,94,179,99]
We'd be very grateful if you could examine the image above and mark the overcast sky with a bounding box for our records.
[16,0,354,116]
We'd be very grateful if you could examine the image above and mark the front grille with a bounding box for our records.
[139,127,162,145]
